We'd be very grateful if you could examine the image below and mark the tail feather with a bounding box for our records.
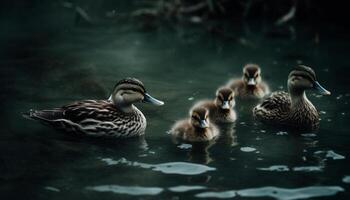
[22,109,64,122]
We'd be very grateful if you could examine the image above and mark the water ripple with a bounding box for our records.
[240,147,256,152]
[257,165,323,172]
[100,158,215,175]
[169,185,207,192]
[86,185,163,195]
[343,176,350,183]
[196,190,236,198]
[237,186,344,200]
[314,150,345,160]
[195,186,344,199]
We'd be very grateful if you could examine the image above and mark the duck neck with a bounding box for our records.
[194,126,208,134]
[117,103,136,113]
[289,90,311,109]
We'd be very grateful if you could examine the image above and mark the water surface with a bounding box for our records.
[1,15,349,200]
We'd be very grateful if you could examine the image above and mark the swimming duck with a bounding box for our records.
[23,78,164,138]
[227,64,269,99]
[171,107,219,142]
[253,65,330,130]
[194,87,236,123]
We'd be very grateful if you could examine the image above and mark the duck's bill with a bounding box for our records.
[221,101,230,109]
[247,78,256,86]
[313,81,331,95]
[199,120,209,128]
[143,93,164,106]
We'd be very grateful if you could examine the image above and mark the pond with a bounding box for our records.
[1,15,349,199]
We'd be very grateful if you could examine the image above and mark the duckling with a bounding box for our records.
[227,64,269,99]
[253,65,331,130]
[194,87,236,123]
[23,78,164,138]
[171,107,219,142]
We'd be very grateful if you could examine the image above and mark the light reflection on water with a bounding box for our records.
[196,186,344,199]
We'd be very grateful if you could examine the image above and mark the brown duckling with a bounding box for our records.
[227,64,269,99]
[171,107,219,142]
[194,87,236,123]
[253,65,331,130]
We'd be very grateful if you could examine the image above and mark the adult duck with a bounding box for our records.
[253,65,330,130]
[24,78,164,138]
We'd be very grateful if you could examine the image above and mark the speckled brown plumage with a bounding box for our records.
[26,100,146,137]
[253,92,319,130]
[253,65,328,131]
[23,77,164,138]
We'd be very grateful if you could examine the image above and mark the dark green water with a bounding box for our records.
[1,18,350,199]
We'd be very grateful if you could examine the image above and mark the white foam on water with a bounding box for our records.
[86,185,163,195]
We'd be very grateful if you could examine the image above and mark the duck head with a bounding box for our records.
[109,78,164,111]
[190,107,210,129]
[215,87,235,110]
[288,65,331,96]
[242,64,262,87]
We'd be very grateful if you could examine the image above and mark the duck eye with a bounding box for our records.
[192,115,199,121]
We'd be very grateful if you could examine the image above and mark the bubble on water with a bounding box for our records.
[237,186,344,200]
[86,185,163,195]
[44,186,60,192]
[196,190,236,198]
[257,165,290,172]
[100,158,215,175]
[240,147,256,152]
[314,150,345,160]
[177,143,192,149]
[292,166,323,172]
[343,176,350,183]
[168,185,206,192]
